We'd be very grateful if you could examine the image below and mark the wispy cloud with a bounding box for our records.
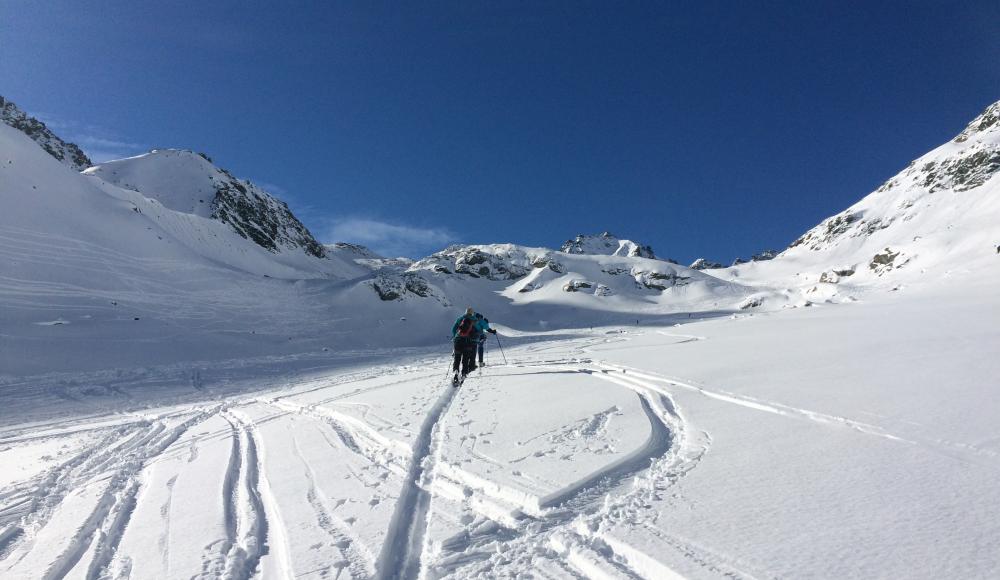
[72,136,148,163]
[34,113,147,163]
[253,180,288,197]
[323,217,455,258]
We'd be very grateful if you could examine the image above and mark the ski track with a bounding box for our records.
[414,328,785,580]
[290,427,374,579]
[595,361,1000,463]
[375,377,461,580]
[215,409,280,580]
[0,336,755,579]
[0,406,216,579]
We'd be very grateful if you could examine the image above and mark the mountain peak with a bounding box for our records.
[0,96,92,171]
[954,100,1000,143]
[85,150,327,258]
[560,232,656,259]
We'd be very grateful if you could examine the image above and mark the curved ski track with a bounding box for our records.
[0,335,737,579]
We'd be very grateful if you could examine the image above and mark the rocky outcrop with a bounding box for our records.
[211,169,326,258]
[409,244,541,281]
[634,270,691,291]
[370,272,442,302]
[560,232,657,259]
[1,96,91,171]
[689,258,723,270]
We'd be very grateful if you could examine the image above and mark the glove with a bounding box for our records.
[488,328,497,335]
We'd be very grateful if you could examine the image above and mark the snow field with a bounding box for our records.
[2,279,1000,578]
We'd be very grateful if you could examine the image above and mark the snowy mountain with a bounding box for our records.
[3,96,1000,580]
[85,150,327,259]
[393,242,752,322]
[724,100,1000,291]
[560,232,658,259]
[0,96,91,171]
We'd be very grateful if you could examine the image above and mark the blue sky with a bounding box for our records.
[3,2,998,261]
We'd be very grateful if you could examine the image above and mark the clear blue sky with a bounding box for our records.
[3,1,998,261]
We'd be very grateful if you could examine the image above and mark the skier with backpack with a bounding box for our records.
[451,308,481,385]
[474,312,496,366]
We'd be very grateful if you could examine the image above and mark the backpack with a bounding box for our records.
[457,316,476,338]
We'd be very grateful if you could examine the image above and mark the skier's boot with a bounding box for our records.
[452,373,460,387]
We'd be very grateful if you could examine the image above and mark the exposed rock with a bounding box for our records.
[410,245,538,281]
[689,258,723,270]
[1,96,92,170]
[560,232,656,259]
[371,272,438,301]
[919,146,1000,193]
[211,168,326,258]
[954,101,1000,143]
[751,250,779,261]
[634,270,691,291]
[790,212,860,250]
[819,268,855,284]
[869,248,906,276]
[562,279,593,292]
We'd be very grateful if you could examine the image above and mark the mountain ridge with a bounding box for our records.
[0,96,92,171]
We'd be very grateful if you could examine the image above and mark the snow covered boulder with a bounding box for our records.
[561,279,594,292]
[633,269,692,291]
[868,248,906,275]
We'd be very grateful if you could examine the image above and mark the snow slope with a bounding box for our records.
[724,100,1000,293]
[2,278,997,579]
[0,122,380,375]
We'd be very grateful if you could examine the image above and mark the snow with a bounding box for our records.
[2,97,1000,578]
[4,281,998,578]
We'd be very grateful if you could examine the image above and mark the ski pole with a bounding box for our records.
[494,333,508,365]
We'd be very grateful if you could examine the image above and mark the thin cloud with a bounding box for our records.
[323,217,455,258]
[33,113,146,163]
[253,180,288,197]
[73,136,147,163]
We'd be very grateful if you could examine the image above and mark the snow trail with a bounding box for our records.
[218,410,273,580]
[375,378,461,580]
